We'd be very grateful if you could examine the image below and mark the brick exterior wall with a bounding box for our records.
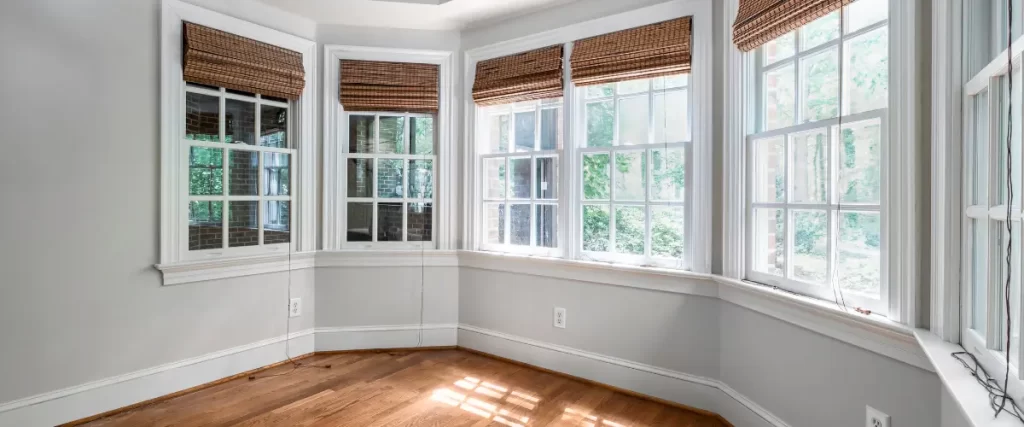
[229,151,258,195]
[186,93,219,140]
[228,201,259,247]
[408,204,433,242]
[378,160,404,198]
[225,99,255,144]
[377,203,403,241]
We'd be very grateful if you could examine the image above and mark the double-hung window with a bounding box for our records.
[745,0,889,313]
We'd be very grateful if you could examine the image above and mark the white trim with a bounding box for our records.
[315,250,460,267]
[722,0,753,279]
[315,324,458,351]
[156,251,315,285]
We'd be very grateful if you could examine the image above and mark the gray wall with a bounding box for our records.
[941,385,971,427]
[316,266,459,327]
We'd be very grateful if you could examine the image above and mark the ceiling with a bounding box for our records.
[255,0,580,31]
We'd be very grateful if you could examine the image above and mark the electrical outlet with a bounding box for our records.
[289,298,301,318]
[866,406,889,427]
[554,307,567,328]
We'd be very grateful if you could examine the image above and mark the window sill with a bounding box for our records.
[155,252,316,286]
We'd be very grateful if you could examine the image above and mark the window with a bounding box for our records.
[746,0,888,313]
[344,112,436,247]
[578,75,690,268]
[478,99,563,255]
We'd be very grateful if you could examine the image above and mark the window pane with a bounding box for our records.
[228,201,259,248]
[971,220,986,333]
[614,206,645,255]
[536,157,558,199]
[793,210,828,284]
[752,208,785,276]
[847,0,888,33]
[228,150,258,196]
[800,48,839,122]
[617,79,649,95]
[586,101,614,147]
[409,160,433,199]
[583,153,610,200]
[189,201,223,250]
[652,148,686,201]
[618,95,649,146]
[583,205,610,252]
[510,204,530,245]
[347,202,373,242]
[514,111,536,152]
[791,129,828,203]
[410,117,434,155]
[800,11,839,51]
[764,64,796,130]
[349,115,374,153]
[489,114,510,153]
[653,74,688,90]
[225,99,255,144]
[377,203,403,241]
[408,203,433,242]
[379,116,405,154]
[763,32,795,65]
[536,205,557,248]
[189,147,223,196]
[540,107,562,150]
[264,201,290,244]
[844,27,889,114]
[510,158,531,199]
[486,203,506,244]
[260,105,288,148]
[752,137,785,203]
[586,84,614,98]
[837,212,880,297]
[186,92,220,141]
[614,152,646,201]
[653,90,689,143]
[651,206,685,258]
[377,159,404,198]
[484,158,506,199]
[264,153,290,196]
[838,119,881,203]
[347,159,373,198]
[971,91,989,205]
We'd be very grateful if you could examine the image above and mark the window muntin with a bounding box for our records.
[344,112,436,247]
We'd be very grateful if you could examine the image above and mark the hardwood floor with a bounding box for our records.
[75,349,727,427]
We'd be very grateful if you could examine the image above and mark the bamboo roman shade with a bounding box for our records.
[472,45,564,106]
[570,17,692,87]
[339,60,440,113]
[182,22,306,100]
[733,0,853,52]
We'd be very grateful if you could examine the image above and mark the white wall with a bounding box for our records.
[315,266,459,326]
[941,385,971,427]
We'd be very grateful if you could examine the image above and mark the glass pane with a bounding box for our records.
[377,159,404,198]
[486,203,506,244]
[408,203,433,242]
[510,204,530,245]
[844,27,889,115]
[652,148,686,201]
[349,115,374,153]
[409,160,433,199]
[791,129,828,203]
[189,201,223,250]
[752,208,785,276]
[189,147,223,196]
[793,210,828,284]
[614,206,645,255]
[800,11,840,51]
[653,74,688,90]
[347,159,373,198]
[618,95,649,146]
[764,63,796,130]
[800,48,839,122]
[838,212,881,297]
[583,153,610,200]
[971,219,986,333]
[847,0,888,33]
[586,84,614,98]
[264,201,290,244]
[264,153,290,196]
[763,32,796,65]
[651,206,685,258]
[586,101,614,147]
[971,91,989,205]
[614,152,646,201]
[228,150,258,196]
[489,114,510,153]
[838,119,882,203]
[185,92,220,141]
[228,201,258,248]
[260,105,288,148]
[510,158,531,199]
[540,107,562,150]
[410,117,434,155]
[225,99,255,144]
[617,79,649,95]
[377,203,403,241]
[752,137,785,203]
[515,111,536,152]
[536,157,558,199]
[653,90,689,143]
[379,116,405,154]
[536,205,557,248]
[582,205,610,252]
[346,203,373,242]
[484,158,506,199]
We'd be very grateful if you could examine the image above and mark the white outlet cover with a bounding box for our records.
[866,406,890,427]
[289,298,301,317]
[554,307,567,329]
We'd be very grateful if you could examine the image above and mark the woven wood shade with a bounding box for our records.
[570,17,692,87]
[733,0,853,52]
[339,60,440,113]
[473,45,564,106]
[183,22,305,100]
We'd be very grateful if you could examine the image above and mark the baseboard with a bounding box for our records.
[0,330,313,427]
[314,324,458,351]
[457,324,791,427]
